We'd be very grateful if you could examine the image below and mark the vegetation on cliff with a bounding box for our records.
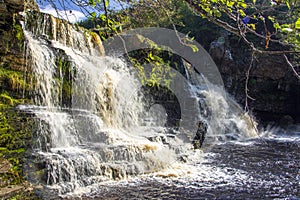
[0,0,38,197]
[0,64,37,198]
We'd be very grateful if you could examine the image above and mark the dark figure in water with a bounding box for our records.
[193,121,207,149]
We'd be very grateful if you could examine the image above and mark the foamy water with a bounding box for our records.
[57,135,300,199]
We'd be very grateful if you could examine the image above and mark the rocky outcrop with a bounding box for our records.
[0,0,38,15]
[0,0,38,52]
[209,34,300,124]
[1,0,104,74]
[25,11,105,56]
[0,0,38,100]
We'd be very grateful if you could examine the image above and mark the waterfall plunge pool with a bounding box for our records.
[59,134,300,199]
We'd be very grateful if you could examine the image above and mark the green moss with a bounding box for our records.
[55,57,73,106]
[0,30,12,54]
[0,67,33,97]
[62,81,72,100]
[0,89,33,187]
[7,190,41,200]
[13,24,23,41]
[0,107,33,184]
[5,42,9,54]
[0,93,15,106]
[0,11,39,200]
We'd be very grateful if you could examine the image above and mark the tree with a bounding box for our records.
[44,0,299,51]
[183,0,300,50]
[42,0,300,105]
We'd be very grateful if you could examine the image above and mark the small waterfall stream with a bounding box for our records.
[20,12,259,197]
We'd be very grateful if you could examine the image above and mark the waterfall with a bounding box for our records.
[20,12,258,196]
[183,60,257,144]
[21,14,181,195]
[197,84,257,142]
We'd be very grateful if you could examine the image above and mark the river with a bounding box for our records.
[57,131,300,199]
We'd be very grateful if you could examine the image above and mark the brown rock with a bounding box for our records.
[0,185,24,198]
[5,0,24,11]
[0,158,11,174]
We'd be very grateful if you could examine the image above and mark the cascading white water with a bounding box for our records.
[22,25,182,195]
[21,12,258,197]
[183,59,257,143]
[202,85,258,140]
[25,33,60,107]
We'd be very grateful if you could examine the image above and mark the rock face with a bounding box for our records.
[0,0,104,72]
[0,0,38,82]
[25,11,105,56]
[209,34,300,124]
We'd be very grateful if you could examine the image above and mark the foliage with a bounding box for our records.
[76,0,204,88]
[128,49,175,88]
[183,0,300,51]
[77,7,131,39]
[72,0,300,52]
[78,0,187,39]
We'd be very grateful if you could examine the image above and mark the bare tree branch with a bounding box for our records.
[184,0,300,55]
[245,51,256,112]
[284,54,300,80]
[102,0,109,27]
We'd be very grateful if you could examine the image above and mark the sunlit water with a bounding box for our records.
[60,133,300,199]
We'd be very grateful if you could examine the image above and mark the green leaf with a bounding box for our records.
[213,9,221,17]
[286,1,291,9]
[91,12,97,19]
[238,9,246,17]
[273,22,280,29]
[281,24,290,28]
[148,52,155,60]
[296,18,300,29]
[100,14,106,21]
[296,34,300,42]
[191,45,199,52]
[105,0,109,7]
[226,1,235,7]
[248,23,256,30]
[88,0,96,7]
[268,16,275,22]
[107,18,114,26]
[238,2,247,8]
